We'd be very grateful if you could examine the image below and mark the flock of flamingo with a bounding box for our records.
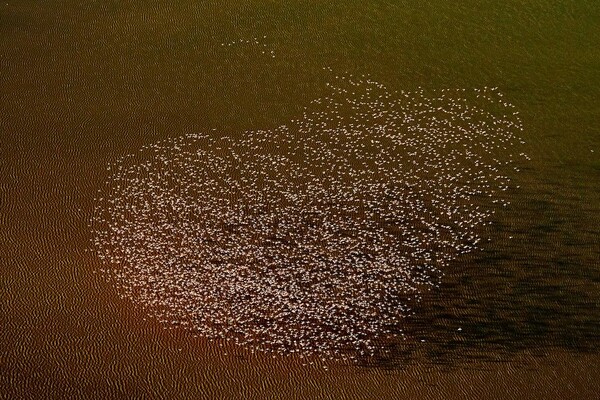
[91,70,527,362]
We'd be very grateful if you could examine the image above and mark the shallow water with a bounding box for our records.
[1,1,599,399]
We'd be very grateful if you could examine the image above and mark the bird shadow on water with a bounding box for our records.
[357,165,600,370]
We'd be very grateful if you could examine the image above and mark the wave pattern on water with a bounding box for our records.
[90,71,527,361]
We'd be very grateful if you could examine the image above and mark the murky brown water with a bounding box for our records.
[2,1,599,398]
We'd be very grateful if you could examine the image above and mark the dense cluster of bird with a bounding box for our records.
[91,71,527,361]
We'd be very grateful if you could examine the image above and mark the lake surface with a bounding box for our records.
[1,1,599,399]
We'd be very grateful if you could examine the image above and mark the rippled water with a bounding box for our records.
[2,0,599,399]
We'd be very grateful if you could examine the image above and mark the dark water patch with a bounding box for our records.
[360,165,599,369]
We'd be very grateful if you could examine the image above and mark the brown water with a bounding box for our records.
[2,1,599,399]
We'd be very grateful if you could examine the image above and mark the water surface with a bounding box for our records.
[1,1,599,398]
